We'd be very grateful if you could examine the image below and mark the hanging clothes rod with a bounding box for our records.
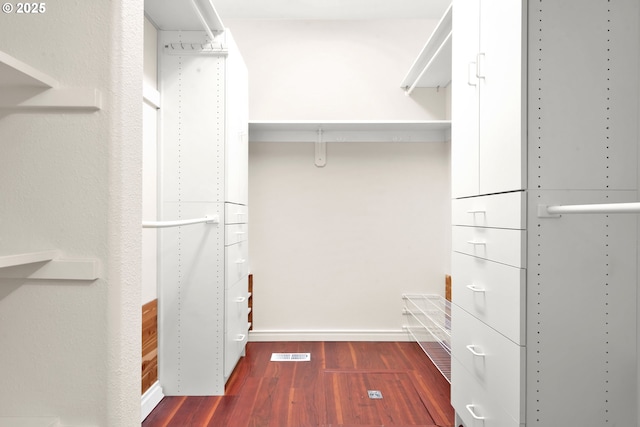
[538,202,640,218]
[142,215,219,229]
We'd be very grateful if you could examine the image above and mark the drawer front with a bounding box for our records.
[225,202,248,224]
[452,304,525,422]
[225,279,249,379]
[452,226,526,268]
[225,223,248,246]
[451,358,521,427]
[452,252,525,345]
[452,191,525,229]
[225,240,249,287]
[226,278,249,334]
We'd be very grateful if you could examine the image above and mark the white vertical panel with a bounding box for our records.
[528,1,639,191]
[158,30,227,396]
[159,202,224,395]
[160,31,225,203]
[527,190,637,426]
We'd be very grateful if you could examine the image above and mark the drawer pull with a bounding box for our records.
[466,210,486,214]
[234,334,246,342]
[466,404,485,420]
[235,259,246,264]
[466,284,486,293]
[466,240,486,246]
[235,296,247,303]
[466,345,486,357]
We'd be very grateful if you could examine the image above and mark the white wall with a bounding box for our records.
[142,18,159,305]
[0,1,142,425]
[226,19,446,120]
[249,141,450,339]
[227,19,451,340]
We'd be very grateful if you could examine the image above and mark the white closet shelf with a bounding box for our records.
[249,120,451,143]
[0,250,99,281]
[0,51,58,88]
[400,3,452,93]
[0,50,102,111]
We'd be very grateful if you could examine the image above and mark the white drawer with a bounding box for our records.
[225,240,249,287]
[452,304,525,422]
[451,357,521,427]
[452,191,525,229]
[225,279,249,379]
[225,223,248,246]
[226,278,249,334]
[225,202,248,224]
[452,226,526,268]
[452,252,525,345]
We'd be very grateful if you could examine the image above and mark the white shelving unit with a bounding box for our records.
[402,293,451,382]
[250,120,451,167]
[400,4,452,94]
[0,51,101,282]
[0,50,101,110]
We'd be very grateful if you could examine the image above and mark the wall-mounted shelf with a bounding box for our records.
[249,120,451,143]
[0,50,102,111]
[400,4,452,94]
[402,293,451,383]
[0,250,99,281]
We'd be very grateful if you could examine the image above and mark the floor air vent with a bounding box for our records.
[270,353,311,362]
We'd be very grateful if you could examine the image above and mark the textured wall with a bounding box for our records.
[0,1,142,425]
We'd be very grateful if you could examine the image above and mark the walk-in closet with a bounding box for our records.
[1,0,640,426]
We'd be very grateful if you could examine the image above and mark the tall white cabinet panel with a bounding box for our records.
[158,29,249,396]
[451,0,639,426]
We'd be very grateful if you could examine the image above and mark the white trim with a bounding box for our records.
[249,329,412,342]
[143,84,161,109]
[141,381,164,422]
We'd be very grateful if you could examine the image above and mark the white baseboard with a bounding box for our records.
[141,381,164,422]
[248,329,412,342]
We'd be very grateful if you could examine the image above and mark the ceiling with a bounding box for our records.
[194,0,449,21]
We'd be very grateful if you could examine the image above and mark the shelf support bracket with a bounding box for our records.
[315,128,326,167]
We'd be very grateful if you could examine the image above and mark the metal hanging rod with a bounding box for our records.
[142,215,219,229]
[538,202,640,218]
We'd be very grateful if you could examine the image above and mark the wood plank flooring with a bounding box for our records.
[142,341,454,427]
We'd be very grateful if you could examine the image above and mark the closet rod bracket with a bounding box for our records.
[537,205,561,218]
[315,128,326,167]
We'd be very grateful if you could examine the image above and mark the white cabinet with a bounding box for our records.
[156,28,249,396]
[451,0,526,198]
[451,1,640,426]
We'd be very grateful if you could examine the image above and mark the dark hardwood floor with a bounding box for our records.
[142,341,454,427]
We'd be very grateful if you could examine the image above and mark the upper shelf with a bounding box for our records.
[400,3,452,93]
[145,0,225,36]
[249,120,451,143]
[0,50,101,110]
[0,51,58,88]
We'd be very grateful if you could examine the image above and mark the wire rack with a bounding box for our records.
[402,293,451,383]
